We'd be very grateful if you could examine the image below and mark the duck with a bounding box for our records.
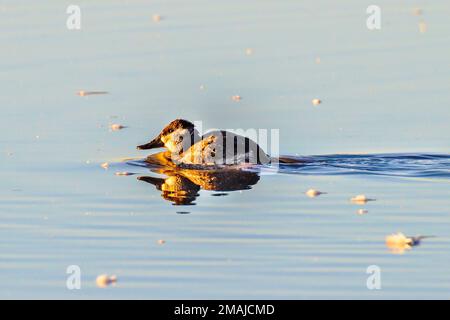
[137,119,272,167]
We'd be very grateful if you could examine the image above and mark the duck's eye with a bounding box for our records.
[179,136,183,141]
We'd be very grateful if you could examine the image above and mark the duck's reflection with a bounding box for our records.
[138,166,260,206]
[138,174,200,205]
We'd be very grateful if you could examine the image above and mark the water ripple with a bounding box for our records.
[277,153,450,178]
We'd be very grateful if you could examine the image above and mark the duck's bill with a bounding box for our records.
[137,176,165,187]
[137,138,164,150]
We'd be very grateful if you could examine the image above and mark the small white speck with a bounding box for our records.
[115,172,133,176]
[96,274,117,288]
[153,14,162,22]
[305,189,325,198]
[351,194,375,204]
[357,209,368,215]
[110,124,126,131]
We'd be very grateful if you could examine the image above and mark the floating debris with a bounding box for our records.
[245,48,254,56]
[357,209,368,215]
[419,21,427,34]
[350,194,375,204]
[305,189,325,198]
[199,84,206,90]
[96,274,117,288]
[412,8,423,16]
[312,98,321,106]
[153,14,162,22]
[231,95,242,102]
[385,233,432,254]
[386,232,411,247]
[315,57,321,64]
[101,162,109,169]
[386,233,412,254]
[77,91,108,97]
[157,239,166,245]
[115,171,134,176]
[110,124,126,131]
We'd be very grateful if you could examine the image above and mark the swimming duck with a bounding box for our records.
[137,119,272,167]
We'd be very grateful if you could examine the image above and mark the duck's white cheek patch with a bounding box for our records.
[166,140,178,152]
[177,129,190,138]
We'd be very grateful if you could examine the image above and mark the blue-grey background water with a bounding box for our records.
[1,1,449,299]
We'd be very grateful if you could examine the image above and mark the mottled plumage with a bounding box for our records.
[137,119,271,167]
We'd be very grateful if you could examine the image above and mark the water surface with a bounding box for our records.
[1,0,450,299]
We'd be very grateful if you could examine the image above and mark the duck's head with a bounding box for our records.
[137,119,198,154]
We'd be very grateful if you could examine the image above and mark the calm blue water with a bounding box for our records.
[1,1,450,299]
